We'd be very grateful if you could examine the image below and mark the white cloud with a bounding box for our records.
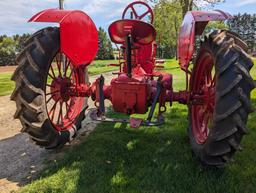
[0,0,58,35]
[234,0,256,6]
[0,0,254,35]
[80,0,133,16]
[0,0,137,35]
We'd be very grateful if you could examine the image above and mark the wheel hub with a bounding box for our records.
[191,52,216,144]
[50,77,71,102]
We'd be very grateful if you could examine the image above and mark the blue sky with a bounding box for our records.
[0,0,255,35]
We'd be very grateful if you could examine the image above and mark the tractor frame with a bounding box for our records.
[11,1,254,167]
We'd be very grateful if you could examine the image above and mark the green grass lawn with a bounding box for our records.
[0,60,119,96]
[17,58,256,193]
[0,72,14,96]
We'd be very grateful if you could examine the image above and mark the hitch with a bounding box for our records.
[89,109,165,128]
[146,76,163,123]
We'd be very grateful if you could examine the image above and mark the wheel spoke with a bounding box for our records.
[46,90,60,96]
[205,70,212,87]
[201,112,209,133]
[67,99,72,113]
[50,65,56,78]
[65,101,70,118]
[46,84,54,88]
[192,53,215,144]
[46,95,54,104]
[206,113,212,134]
[69,67,75,79]
[48,72,55,80]
[46,52,85,131]
[60,103,64,122]
[53,102,59,122]
[139,9,150,20]
[56,54,62,77]
[64,60,71,77]
[205,75,208,86]
[207,105,213,114]
[203,112,210,124]
[49,100,58,121]
[57,101,63,124]
[62,55,66,76]
[131,5,139,18]
[211,73,216,87]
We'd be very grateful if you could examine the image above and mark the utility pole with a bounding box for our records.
[59,0,65,74]
[59,0,64,10]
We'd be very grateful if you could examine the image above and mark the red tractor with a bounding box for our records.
[11,1,255,167]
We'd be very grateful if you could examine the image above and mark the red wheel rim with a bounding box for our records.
[191,52,216,144]
[122,1,154,24]
[45,52,85,131]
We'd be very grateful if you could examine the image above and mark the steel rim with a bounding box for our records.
[45,52,85,131]
[191,52,216,144]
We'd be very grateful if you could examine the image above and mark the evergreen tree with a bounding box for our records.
[227,13,256,53]
[97,27,114,60]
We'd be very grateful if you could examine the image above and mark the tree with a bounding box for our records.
[106,40,114,59]
[227,13,256,53]
[0,35,7,42]
[14,33,30,53]
[97,27,114,60]
[204,21,228,34]
[0,36,16,66]
[0,33,30,66]
[176,0,225,18]
[153,0,182,58]
[149,0,225,18]
[180,0,193,18]
[149,0,225,58]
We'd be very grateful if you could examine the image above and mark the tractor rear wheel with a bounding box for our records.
[11,27,87,149]
[189,30,255,167]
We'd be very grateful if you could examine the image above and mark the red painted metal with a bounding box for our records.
[29,9,98,66]
[108,20,157,74]
[108,1,157,75]
[111,74,149,114]
[178,10,232,70]
[45,52,86,131]
[137,43,155,74]
[190,51,215,144]
[31,1,231,131]
[122,1,154,24]
[130,118,143,128]
[108,19,156,45]
[172,91,190,104]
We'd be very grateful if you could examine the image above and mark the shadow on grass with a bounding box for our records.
[20,101,256,193]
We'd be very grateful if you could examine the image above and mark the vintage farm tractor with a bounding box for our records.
[11,1,254,167]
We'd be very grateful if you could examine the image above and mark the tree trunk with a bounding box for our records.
[180,0,193,18]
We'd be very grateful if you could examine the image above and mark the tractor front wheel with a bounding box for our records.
[189,30,255,167]
[11,27,87,149]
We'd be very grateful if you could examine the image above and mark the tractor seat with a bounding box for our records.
[108,19,156,45]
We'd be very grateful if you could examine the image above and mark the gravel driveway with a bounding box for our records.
[0,72,114,193]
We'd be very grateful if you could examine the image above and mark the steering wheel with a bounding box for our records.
[122,1,154,24]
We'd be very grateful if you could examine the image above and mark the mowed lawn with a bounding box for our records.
[0,60,118,96]
[16,58,256,193]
